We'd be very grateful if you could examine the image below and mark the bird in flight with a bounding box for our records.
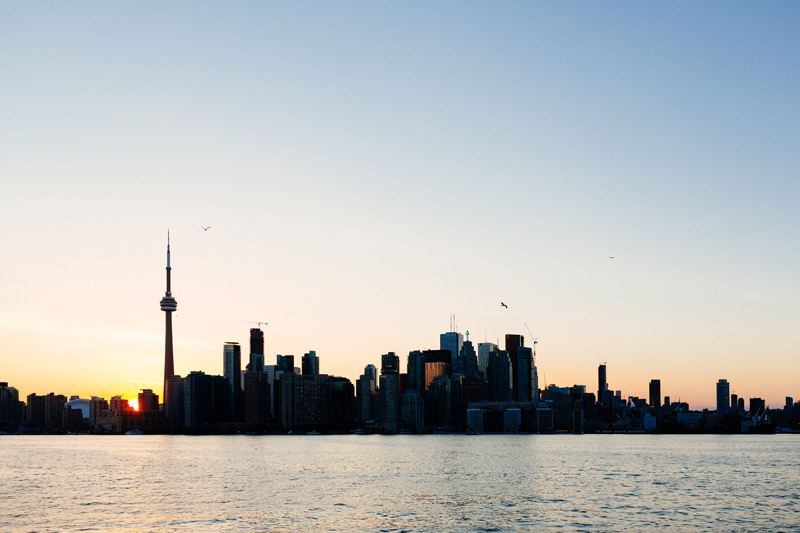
[500,302,508,309]
[202,226,211,231]
[609,256,614,259]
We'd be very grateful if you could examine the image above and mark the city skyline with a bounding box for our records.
[2,3,798,409]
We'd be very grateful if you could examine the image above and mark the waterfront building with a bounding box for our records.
[516,346,532,402]
[401,390,424,431]
[487,350,511,401]
[440,331,463,375]
[505,334,524,400]
[460,340,479,379]
[223,342,243,421]
[424,361,449,390]
[598,364,608,405]
[164,376,184,429]
[407,350,426,393]
[138,389,159,412]
[249,328,265,372]
[0,382,20,427]
[477,342,498,378]
[355,366,377,424]
[379,352,400,432]
[716,379,730,416]
[244,371,270,429]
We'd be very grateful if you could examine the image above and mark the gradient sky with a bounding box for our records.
[1,2,798,409]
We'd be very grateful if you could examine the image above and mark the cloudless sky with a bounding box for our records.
[1,2,798,408]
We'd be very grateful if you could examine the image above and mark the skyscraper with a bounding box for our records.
[159,232,178,406]
[478,342,498,377]
[249,328,265,372]
[505,334,524,400]
[487,350,511,401]
[460,340,479,379]
[649,379,661,409]
[224,342,242,421]
[302,351,319,376]
[440,331,463,375]
[516,346,532,402]
[716,379,730,416]
[598,364,608,405]
[380,352,400,432]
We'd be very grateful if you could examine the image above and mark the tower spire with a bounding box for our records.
[160,231,178,407]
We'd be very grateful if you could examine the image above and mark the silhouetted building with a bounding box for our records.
[184,371,230,432]
[355,365,377,424]
[407,350,426,393]
[138,389,159,412]
[244,370,270,430]
[89,396,108,427]
[487,350,511,401]
[517,346,532,402]
[302,351,319,376]
[164,376,184,429]
[477,342,498,378]
[598,364,608,404]
[426,375,451,428]
[223,342,243,421]
[330,377,355,431]
[460,340,479,379]
[424,362,449,390]
[716,379,730,416]
[380,352,400,432]
[249,328,265,372]
[505,334,524,400]
[440,332,463,375]
[749,398,766,419]
[277,354,295,374]
[0,382,20,428]
[649,379,661,409]
[401,390,424,431]
[279,373,332,431]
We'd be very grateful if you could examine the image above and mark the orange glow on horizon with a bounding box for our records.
[128,398,139,411]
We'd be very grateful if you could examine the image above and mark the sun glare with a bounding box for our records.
[128,398,139,411]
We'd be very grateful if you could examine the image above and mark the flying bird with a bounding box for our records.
[202,226,211,231]
[609,256,614,259]
[500,302,508,309]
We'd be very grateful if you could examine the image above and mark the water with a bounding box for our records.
[1,434,799,531]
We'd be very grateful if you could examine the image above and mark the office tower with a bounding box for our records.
[224,342,243,421]
[330,377,355,431]
[716,379,730,415]
[460,340,479,379]
[424,362,449,390]
[598,364,608,405]
[138,389,159,412]
[89,396,108,426]
[302,351,319,376]
[440,331,463,375]
[279,373,333,431]
[277,354,295,374]
[737,397,745,411]
[649,380,661,410]
[0,382,19,426]
[505,334,524,400]
[749,398,765,419]
[380,352,400,432]
[786,397,795,420]
[487,350,511,401]
[478,342,498,377]
[407,350,426,393]
[244,370,270,430]
[164,376,184,429]
[249,328,265,372]
[160,233,178,406]
[355,365,377,423]
[401,390,424,430]
[516,346,533,402]
[424,374,451,428]
[730,394,739,412]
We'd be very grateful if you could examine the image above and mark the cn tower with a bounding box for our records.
[160,232,177,405]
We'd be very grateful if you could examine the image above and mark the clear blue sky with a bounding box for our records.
[1,2,798,408]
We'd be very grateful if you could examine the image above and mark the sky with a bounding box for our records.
[1,2,798,409]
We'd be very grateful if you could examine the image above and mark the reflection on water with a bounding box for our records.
[2,435,799,531]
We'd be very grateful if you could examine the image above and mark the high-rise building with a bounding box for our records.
[223,343,242,421]
[598,364,608,405]
[0,382,19,427]
[516,346,533,402]
[164,376,184,429]
[440,332,463,375]
[355,365,377,424]
[302,351,319,376]
[731,394,739,412]
[380,352,400,432]
[460,340,479,379]
[649,380,661,410]
[505,334,524,400]
[407,350,426,393]
[716,379,730,416]
[249,328,265,372]
[244,370,270,430]
[487,350,511,401]
[277,355,295,374]
[478,342,498,377]
[138,389,159,412]
[159,233,178,407]
[424,362,449,390]
[749,398,766,419]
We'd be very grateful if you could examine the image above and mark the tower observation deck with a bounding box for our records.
[161,232,177,405]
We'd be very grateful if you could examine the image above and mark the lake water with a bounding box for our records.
[1,434,799,531]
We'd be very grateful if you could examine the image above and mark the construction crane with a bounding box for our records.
[244,321,269,328]
[524,322,538,364]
